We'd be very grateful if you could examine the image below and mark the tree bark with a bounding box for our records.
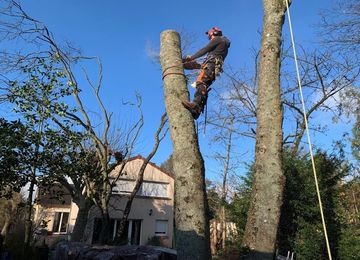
[71,197,92,242]
[211,220,217,255]
[241,1,287,258]
[160,30,211,260]
[99,208,111,244]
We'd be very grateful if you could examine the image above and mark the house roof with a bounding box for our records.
[126,155,175,179]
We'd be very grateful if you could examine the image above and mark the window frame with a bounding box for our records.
[155,219,168,236]
[52,211,69,234]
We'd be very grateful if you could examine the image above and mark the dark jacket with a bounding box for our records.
[191,36,231,61]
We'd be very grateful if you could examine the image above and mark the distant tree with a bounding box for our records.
[205,179,222,221]
[206,116,240,254]
[227,169,253,243]
[0,119,30,198]
[160,154,174,174]
[0,118,46,252]
[278,150,348,259]
[0,193,24,239]
[319,0,360,56]
[5,56,79,250]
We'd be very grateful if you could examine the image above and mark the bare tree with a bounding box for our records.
[114,113,168,243]
[281,50,359,154]
[214,46,359,157]
[319,0,360,55]
[0,0,167,245]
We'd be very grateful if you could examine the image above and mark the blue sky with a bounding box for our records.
[5,0,353,181]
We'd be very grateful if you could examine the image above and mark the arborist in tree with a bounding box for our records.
[182,27,231,119]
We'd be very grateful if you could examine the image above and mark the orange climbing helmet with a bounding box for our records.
[205,27,222,39]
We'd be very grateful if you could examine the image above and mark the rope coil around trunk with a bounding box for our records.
[162,65,185,80]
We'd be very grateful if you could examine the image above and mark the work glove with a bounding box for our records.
[182,55,193,63]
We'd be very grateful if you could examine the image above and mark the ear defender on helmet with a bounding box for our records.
[205,27,223,39]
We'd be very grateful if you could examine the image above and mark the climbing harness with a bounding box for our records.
[214,57,224,77]
[162,58,214,126]
[285,1,333,259]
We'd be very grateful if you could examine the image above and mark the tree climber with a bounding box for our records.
[182,27,231,119]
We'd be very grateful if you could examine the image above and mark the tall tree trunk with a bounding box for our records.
[220,207,226,250]
[71,197,92,242]
[221,127,232,251]
[160,30,211,260]
[24,174,35,252]
[242,0,287,258]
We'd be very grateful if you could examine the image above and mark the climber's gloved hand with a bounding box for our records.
[182,55,193,63]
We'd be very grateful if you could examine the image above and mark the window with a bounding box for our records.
[52,212,69,233]
[155,220,168,236]
[113,180,168,198]
[140,182,168,198]
[114,180,135,194]
[92,218,142,245]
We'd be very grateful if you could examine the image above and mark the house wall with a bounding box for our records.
[84,196,173,247]
[84,158,175,247]
[34,158,174,247]
[34,204,72,234]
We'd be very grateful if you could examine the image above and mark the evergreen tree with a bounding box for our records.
[278,150,348,259]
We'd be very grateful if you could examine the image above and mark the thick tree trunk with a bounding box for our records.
[99,209,111,245]
[160,30,211,260]
[241,1,287,259]
[71,197,92,242]
[98,168,112,245]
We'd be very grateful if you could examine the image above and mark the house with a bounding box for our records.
[33,183,78,238]
[33,156,175,248]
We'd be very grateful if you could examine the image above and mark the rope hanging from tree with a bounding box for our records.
[285,1,333,259]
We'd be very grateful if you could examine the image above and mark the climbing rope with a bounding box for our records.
[161,64,186,80]
[285,1,333,259]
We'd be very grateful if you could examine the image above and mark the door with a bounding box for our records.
[130,219,142,245]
